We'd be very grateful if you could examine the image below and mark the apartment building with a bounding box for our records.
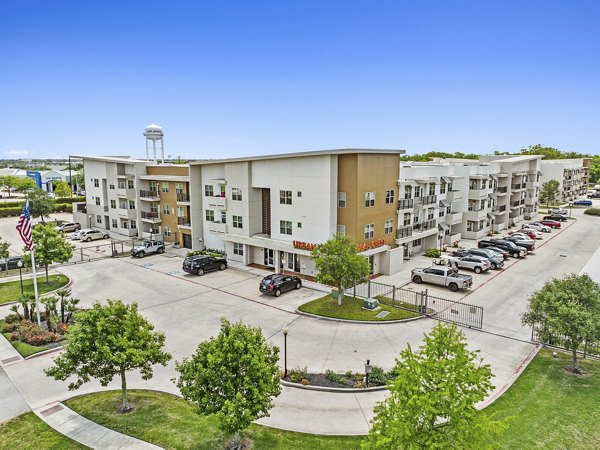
[189,149,405,277]
[540,158,591,202]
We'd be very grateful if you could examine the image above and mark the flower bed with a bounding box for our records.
[0,315,68,357]
[284,366,394,389]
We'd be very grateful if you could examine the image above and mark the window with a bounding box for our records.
[403,212,411,226]
[428,183,435,196]
[150,181,157,192]
[109,184,115,190]
[121,220,129,229]
[365,192,375,207]
[118,180,126,189]
[233,243,244,256]
[177,206,185,217]
[175,183,183,194]
[385,190,395,204]
[297,222,302,228]
[384,219,393,234]
[150,203,159,213]
[206,210,215,222]
[96,216,102,224]
[119,201,127,209]
[164,226,171,237]
[129,200,135,209]
[280,220,292,235]
[204,185,214,196]
[297,191,302,197]
[440,182,447,194]
[95,197,100,206]
[233,215,243,228]
[221,211,227,223]
[130,220,136,229]
[162,204,170,215]
[469,180,478,190]
[112,219,118,228]
[93,179,99,187]
[413,238,422,247]
[482,179,487,189]
[162,182,169,193]
[110,200,116,209]
[126,179,134,189]
[337,224,345,235]
[232,188,242,201]
[338,192,346,208]
[427,208,435,220]
[280,190,292,205]
[364,223,374,239]
[480,199,486,210]
[404,185,412,199]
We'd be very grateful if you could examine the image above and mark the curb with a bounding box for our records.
[281,379,386,393]
[25,345,64,360]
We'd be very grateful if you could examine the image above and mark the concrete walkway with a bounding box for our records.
[34,402,162,449]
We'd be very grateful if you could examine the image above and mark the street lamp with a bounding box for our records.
[365,359,373,387]
[438,234,443,253]
[16,260,24,295]
[282,326,289,379]
[88,214,92,228]
[569,201,573,218]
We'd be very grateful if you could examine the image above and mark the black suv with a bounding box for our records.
[0,256,23,271]
[259,274,302,297]
[182,255,227,276]
[543,214,568,222]
[478,239,526,258]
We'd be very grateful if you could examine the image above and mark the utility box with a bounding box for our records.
[363,298,379,310]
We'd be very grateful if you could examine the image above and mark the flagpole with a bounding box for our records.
[30,246,42,327]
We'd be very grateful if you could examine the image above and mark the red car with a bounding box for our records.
[509,229,537,240]
[540,219,561,229]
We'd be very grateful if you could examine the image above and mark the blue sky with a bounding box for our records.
[1,1,599,159]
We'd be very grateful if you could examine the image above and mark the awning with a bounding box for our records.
[438,222,450,231]
[441,176,452,184]
[439,199,451,208]
[488,193,496,200]
[490,174,498,181]
[487,213,495,221]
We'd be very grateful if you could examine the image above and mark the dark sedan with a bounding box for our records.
[259,274,302,297]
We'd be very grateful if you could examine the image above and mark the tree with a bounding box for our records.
[72,170,85,192]
[54,288,71,323]
[540,180,560,207]
[26,189,54,222]
[45,299,171,411]
[53,181,72,198]
[175,318,281,447]
[41,296,58,331]
[14,176,36,193]
[22,224,74,283]
[0,175,21,197]
[311,234,371,306]
[0,237,9,259]
[363,324,505,449]
[521,274,600,373]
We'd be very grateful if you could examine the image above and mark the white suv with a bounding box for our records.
[78,229,109,242]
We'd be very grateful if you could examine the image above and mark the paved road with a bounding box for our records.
[0,207,598,435]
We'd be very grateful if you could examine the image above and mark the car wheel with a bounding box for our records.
[295,281,302,289]
[513,252,519,258]
[138,251,145,258]
[449,283,458,292]
[413,276,422,284]
[197,268,204,276]
[474,267,482,274]
[157,247,164,254]
[274,288,281,297]
[219,263,226,271]
[103,234,109,239]
[491,263,497,270]
[85,237,92,242]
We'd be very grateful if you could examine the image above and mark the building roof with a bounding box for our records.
[72,155,148,164]
[487,155,542,163]
[188,148,405,166]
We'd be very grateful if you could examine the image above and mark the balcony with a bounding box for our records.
[444,232,461,245]
[140,211,161,223]
[512,184,526,192]
[177,216,191,228]
[446,190,463,202]
[396,225,413,241]
[208,221,227,233]
[466,207,488,221]
[422,195,437,206]
[445,211,462,225]
[207,195,227,209]
[398,198,414,210]
[139,189,160,201]
[116,188,137,199]
[117,208,137,220]
[176,192,191,204]
[496,186,508,195]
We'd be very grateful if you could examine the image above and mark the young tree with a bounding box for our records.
[15,176,37,193]
[521,274,600,373]
[311,234,371,306]
[0,175,20,197]
[53,181,72,198]
[22,224,74,283]
[26,189,54,222]
[363,323,506,449]
[539,180,560,208]
[54,288,71,323]
[0,237,9,259]
[175,318,281,447]
[45,299,171,411]
[41,296,58,331]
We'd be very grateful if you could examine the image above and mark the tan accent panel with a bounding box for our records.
[146,165,189,176]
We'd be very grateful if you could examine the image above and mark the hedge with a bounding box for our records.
[0,202,79,217]
[0,196,84,208]
[584,208,600,216]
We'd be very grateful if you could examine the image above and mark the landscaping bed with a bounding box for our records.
[0,318,67,358]
[0,274,70,305]
[298,294,419,321]
[284,366,393,389]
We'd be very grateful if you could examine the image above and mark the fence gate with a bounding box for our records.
[531,323,600,359]
[346,280,484,330]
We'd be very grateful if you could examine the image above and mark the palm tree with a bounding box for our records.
[54,288,71,323]
[17,295,32,322]
[64,297,80,324]
[41,297,58,331]
[9,304,22,320]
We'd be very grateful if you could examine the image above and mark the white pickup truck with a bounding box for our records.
[411,266,474,292]
[130,240,165,258]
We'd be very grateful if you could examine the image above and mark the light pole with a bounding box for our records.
[365,359,372,387]
[16,260,24,295]
[88,214,92,229]
[569,201,573,218]
[282,325,289,379]
[438,233,443,253]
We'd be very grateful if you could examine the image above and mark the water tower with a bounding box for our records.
[143,124,165,163]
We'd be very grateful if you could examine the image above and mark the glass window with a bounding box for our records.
[96,215,102,224]
[206,210,214,222]
[338,192,346,208]
[130,220,136,229]
[204,185,214,196]
[297,191,302,197]
[337,224,345,235]
[109,184,115,190]
[129,200,135,209]
[297,222,302,228]
[280,190,292,205]
[177,206,185,217]
[364,223,374,239]
[121,219,128,229]
[162,204,170,215]
[162,182,169,193]
[365,192,375,207]
[127,179,134,189]
[93,179,99,187]
[440,182,447,194]
[233,215,243,228]
[384,219,393,234]
[95,197,100,206]
[385,190,395,204]
[428,183,435,196]
[404,185,412,199]
[118,180,126,189]
[110,200,116,209]
[280,220,292,235]
[233,242,244,256]
[403,212,411,226]
[175,183,184,193]
[164,226,171,237]
[150,181,157,192]
[112,219,118,228]
[232,188,242,201]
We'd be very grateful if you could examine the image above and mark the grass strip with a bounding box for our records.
[0,274,70,305]
[298,294,419,321]
[0,412,87,450]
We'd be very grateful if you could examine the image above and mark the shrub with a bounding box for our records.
[345,370,353,378]
[288,366,308,383]
[584,208,600,216]
[424,248,441,258]
[2,321,19,333]
[325,369,348,384]
[55,322,69,335]
[353,380,366,388]
[186,247,227,258]
[4,313,21,324]
[368,366,390,386]
[25,332,57,345]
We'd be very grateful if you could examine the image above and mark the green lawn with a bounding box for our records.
[0,274,70,305]
[298,294,419,321]
[0,319,54,358]
[0,412,87,450]
[486,349,600,449]
[64,390,362,450]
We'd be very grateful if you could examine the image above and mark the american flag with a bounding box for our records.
[16,201,32,250]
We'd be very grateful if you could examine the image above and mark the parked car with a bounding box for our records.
[183,255,227,275]
[55,222,81,233]
[411,266,473,292]
[479,239,527,258]
[78,229,110,242]
[480,246,510,260]
[550,208,568,216]
[543,214,568,222]
[130,240,165,258]
[573,199,592,206]
[444,255,492,274]
[523,222,551,233]
[0,256,23,271]
[69,228,92,240]
[511,228,540,240]
[259,274,302,296]
[540,219,561,229]
[465,248,505,269]
[501,235,535,252]
[587,192,600,199]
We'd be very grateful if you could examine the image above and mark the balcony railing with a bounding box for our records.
[139,189,160,199]
[176,192,190,202]
[398,198,414,209]
[422,195,437,205]
[396,225,412,239]
[141,211,160,219]
[496,187,508,194]
[177,217,191,227]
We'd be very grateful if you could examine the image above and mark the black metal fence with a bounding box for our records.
[346,280,484,329]
[531,324,600,359]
